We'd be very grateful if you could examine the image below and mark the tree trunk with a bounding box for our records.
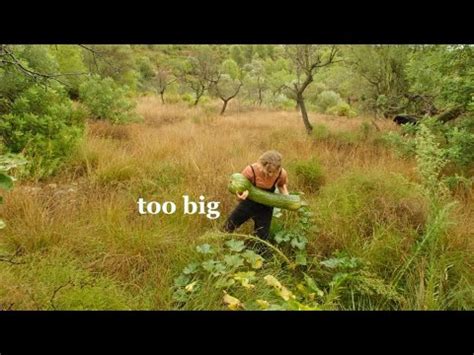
[220,99,229,115]
[193,85,206,106]
[435,105,465,123]
[193,92,202,106]
[258,88,263,106]
[297,94,313,134]
[160,90,165,104]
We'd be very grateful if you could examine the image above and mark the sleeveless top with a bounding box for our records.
[249,164,282,193]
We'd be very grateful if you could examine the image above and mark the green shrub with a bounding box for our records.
[291,158,325,192]
[379,132,417,157]
[0,85,85,178]
[266,94,295,110]
[359,121,374,140]
[414,123,449,195]
[444,126,474,168]
[312,124,331,140]
[326,102,357,118]
[315,90,342,113]
[79,75,140,124]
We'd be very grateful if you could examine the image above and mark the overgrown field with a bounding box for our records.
[1,96,473,310]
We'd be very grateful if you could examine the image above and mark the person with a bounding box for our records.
[223,150,289,241]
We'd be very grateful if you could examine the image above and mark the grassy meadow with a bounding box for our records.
[1,96,473,310]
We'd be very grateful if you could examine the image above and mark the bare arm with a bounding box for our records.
[279,184,289,195]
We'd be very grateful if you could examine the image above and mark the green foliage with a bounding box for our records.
[49,45,88,98]
[79,75,140,124]
[0,46,57,110]
[242,59,269,104]
[326,102,357,118]
[0,85,85,177]
[311,124,331,140]
[314,171,428,246]
[0,153,27,228]
[406,45,474,114]
[383,117,474,192]
[273,207,314,266]
[345,45,412,117]
[265,93,294,110]
[414,123,448,194]
[135,55,156,91]
[220,59,241,80]
[315,90,343,112]
[290,158,325,192]
[444,126,474,168]
[82,45,139,90]
[172,239,266,308]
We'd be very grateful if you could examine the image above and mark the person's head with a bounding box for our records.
[257,150,282,177]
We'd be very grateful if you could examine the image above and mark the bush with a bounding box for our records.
[444,126,474,168]
[290,158,325,193]
[79,76,140,124]
[266,93,295,110]
[326,102,357,118]
[315,90,342,113]
[0,85,85,178]
[181,93,195,104]
[312,124,331,140]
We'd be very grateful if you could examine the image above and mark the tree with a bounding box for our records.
[345,45,413,118]
[406,45,474,122]
[282,45,339,134]
[49,45,89,99]
[81,45,138,91]
[152,67,176,104]
[244,58,269,106]
[209,59,243,115]
[176,46,221,106]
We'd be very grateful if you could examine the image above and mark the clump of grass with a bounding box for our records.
[0,250,149,310]
[88,121,132,140]
[289,158,326,193]
[311,170,428,257]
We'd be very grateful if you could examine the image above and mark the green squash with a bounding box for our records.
[228,173,302,211]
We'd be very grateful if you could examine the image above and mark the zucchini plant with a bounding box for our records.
[0,154,27,229]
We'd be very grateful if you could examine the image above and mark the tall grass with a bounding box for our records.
[0,98,472,309]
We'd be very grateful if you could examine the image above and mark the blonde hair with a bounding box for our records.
[258,150,282,169]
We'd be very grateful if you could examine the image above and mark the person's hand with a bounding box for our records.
[236,190,249,200]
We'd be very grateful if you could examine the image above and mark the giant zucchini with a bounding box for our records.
[228,173,302,211]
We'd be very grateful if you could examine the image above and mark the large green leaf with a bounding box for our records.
[242,250,264,269]
[0,173,13,191]
[224,239,245,252]
[223,254,244,268]
[295,252,307,266]
[183,262,200,275]
[174,274,191,287]
[196,244,214,254]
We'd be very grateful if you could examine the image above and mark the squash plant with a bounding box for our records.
[0,154,26,229]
